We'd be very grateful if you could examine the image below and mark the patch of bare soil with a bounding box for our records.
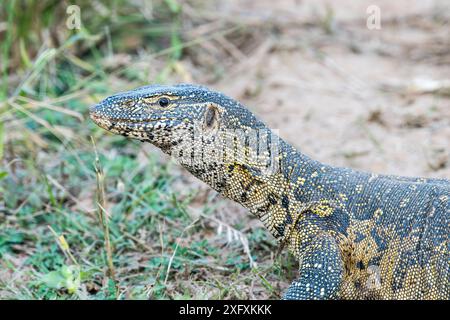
[217,0,450,178]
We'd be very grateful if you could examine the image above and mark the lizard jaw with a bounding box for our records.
[90,111,185,148]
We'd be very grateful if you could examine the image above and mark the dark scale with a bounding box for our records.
[285,213,293,225]
[268,193,278,205]
[281,194,289,209]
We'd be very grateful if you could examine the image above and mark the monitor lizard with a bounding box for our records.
[90,83,449,300]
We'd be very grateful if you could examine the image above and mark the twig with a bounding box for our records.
[91,136,116,283]
[164,218,199,286]
[47,226,79,266]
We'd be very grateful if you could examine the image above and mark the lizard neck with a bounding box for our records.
[170,127,343,245]
[222,137,342,243]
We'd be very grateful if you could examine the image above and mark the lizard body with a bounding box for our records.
[90,84,449,300]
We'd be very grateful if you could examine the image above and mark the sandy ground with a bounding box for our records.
[216,0,450,178]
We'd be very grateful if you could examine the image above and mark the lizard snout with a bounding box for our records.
[89,103,101,115]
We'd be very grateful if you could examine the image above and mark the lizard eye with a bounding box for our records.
[158,97,170,108]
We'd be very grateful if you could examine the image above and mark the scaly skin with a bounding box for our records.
[90,84,449,300]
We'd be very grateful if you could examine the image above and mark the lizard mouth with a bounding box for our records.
[90,112,175,125]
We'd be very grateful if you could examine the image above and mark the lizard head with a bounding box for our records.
[90,83,267,150]
[90,83,279,190]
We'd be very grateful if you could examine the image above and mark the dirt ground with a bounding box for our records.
[167,0,450,183]
[218,0,450,177]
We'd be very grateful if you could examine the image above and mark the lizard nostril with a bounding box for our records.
[123,100,136,108]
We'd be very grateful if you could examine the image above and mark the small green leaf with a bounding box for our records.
[41,265,81,294]
[19,38,31,68]
[41,271,66,289]
[170,31,182,61]
[106,278,117,299]
[0,121,4,160]
[164,0,180,13]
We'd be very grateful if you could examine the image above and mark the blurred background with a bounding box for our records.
[0,0,449,299]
